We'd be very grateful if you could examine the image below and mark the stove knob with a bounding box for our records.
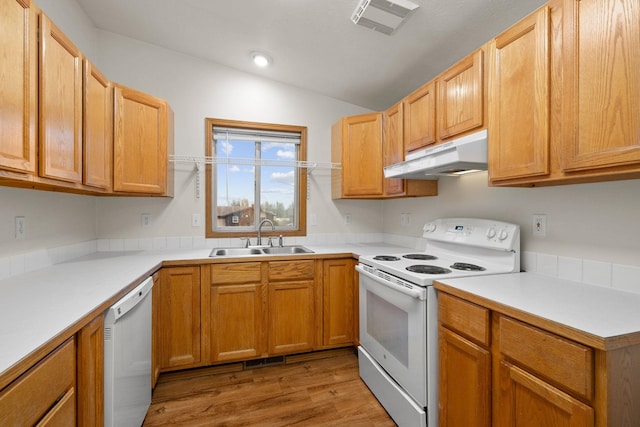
[486,227,497,239]
[498,229,509,240]
[423,223,436,233]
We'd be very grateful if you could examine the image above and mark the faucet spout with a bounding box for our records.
[257,218,275,245]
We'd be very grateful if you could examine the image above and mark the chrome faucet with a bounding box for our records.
[257,218,275,246]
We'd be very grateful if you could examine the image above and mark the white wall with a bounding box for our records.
[0,188,96,257]
[92,31,377,240]
[383,172,640,267]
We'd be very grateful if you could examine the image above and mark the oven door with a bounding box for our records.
[357,264,427,407]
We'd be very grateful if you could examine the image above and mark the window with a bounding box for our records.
[205,118,307,239]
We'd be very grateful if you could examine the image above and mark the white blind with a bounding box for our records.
[213,127,301,144]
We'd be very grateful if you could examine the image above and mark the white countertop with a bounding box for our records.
[435,272,640,347]
[0,243,410,379]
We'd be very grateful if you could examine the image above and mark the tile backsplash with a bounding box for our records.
[522,251,639,294]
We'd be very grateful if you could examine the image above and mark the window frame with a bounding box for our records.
[205,118,307,239]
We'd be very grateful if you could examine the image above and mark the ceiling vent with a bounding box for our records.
[351,0,420,35]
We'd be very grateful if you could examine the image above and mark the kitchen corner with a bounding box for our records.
[0,241,410,390]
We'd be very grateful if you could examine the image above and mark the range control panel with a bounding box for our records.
[423,218,520,252]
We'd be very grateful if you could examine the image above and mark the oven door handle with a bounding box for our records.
[356,265,427,300]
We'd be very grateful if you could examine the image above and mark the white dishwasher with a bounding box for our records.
[104,276,153,427]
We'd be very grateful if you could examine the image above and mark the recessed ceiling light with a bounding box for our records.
[252,52,271,67]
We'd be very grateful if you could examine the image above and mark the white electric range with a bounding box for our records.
[356,218,520,427]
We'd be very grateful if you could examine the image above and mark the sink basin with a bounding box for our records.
[209,245,314,257]
[261,245,314,255]
[210,248,263,257]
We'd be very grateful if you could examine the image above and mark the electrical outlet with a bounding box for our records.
[15,216,25,239]
[400,213,411,226]
[141,213,152,228]
[344,214,352,225]
[533,214,546,237]
[310,213,317,226]
[192,213,201,227]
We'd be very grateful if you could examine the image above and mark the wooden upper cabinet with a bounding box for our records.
[39,13,83,183]
[383,102,405,196]
[403,81,436,152]
[83,60,112,190]
[437,49,484,140]
[113,84,173,195]
[561,0,640,173]
[0,0,37,175]
[331,112,384,198]
[488,6,550,183]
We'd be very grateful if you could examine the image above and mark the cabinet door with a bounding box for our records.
[151,272,161,388]
[159,266,201,371]
[39,14,83,183]
[83,60,112,189]
[322,259,355,348]
[268,281,316,355]
[113,85,170,194]
[383,102,406,196]
[438,326,491,427]
[211,283,264,362]
[561,0,640,172]
[77,315,104,426]
[495,360,594,427]
[438,49,484,140]
[0,0,37,175]
[488,6,550,182]
[341,113,384,197]
[403,81,436,152]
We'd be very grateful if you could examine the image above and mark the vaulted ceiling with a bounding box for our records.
[75,0,547,110]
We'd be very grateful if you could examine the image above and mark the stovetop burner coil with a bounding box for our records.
[450,262,486,271]
[406,265,452,275]
[373,255,401,261]
[402,254,438,261]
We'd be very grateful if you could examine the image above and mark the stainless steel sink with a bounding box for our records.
[261,245,314,255]
[209,245,314,257]
[210,248,263,257]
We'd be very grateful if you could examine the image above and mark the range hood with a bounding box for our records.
[384,129,488,180]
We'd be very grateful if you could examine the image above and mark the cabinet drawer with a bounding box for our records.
[36,387,76,426]
[211,262,261,284]
[438,292,490,347]
[0,338,76,425]
[268,260,315,281]
[498,315,593,400]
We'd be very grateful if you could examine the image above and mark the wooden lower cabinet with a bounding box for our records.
[438,326,491,427]
[438,290,640,427]
[268,260,316,355]
[0,338,76,426]
[208,262,264,363]
[205,258,357,364]
[158,266,202,371]
[151,272,162,388]
[211,282,264,362]
[496,360,593,426]
[321,258,355,348]
[77,315,104,426]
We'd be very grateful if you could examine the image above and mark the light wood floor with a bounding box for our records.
[143,349,396,426]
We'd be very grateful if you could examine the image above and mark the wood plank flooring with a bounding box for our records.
[143,349,396,426]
